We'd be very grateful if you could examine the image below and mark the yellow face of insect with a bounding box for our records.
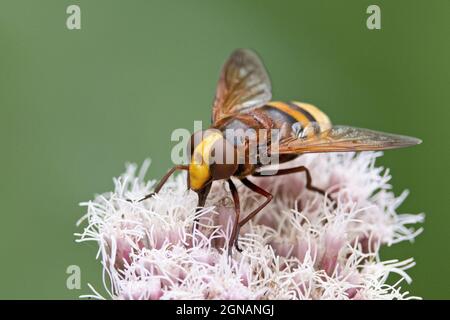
[188,130,223,191]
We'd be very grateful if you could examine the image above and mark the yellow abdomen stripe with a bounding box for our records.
[291,101,332,131]
[267,101,312,128]
[267,101,331,133]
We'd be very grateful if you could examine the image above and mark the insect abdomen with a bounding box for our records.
[263,101,332,137]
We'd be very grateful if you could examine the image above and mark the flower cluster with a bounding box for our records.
[76,152,423,300]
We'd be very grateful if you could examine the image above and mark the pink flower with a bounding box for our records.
[77,152,424,300]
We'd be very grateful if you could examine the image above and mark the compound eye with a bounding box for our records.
[210,163,237,180]
[209,138,237,180]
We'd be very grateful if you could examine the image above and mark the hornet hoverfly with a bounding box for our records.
[138,49,421,253]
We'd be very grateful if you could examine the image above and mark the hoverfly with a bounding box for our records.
[139,49,421,252]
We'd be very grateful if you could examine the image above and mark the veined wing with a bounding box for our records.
[276,125,422,154]
[212,49,272,125]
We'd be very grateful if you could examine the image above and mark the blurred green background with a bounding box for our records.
[0,0,448,299]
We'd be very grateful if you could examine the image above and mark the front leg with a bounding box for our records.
[192,182,212,234]
[137,165,188,202]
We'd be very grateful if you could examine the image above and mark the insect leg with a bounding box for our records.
[137,165,188,202]
[238,178,273,227]
[192,182,212,230]
[195,183,212,215]
[253,166,333,204]
[227,179,242,254]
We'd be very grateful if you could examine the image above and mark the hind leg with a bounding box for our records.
[238,178,273,227]
[227,179,242,254]
[253,165,334,204]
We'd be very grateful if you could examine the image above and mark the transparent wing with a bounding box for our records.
[276,125,422,154]
[212,49,272,124]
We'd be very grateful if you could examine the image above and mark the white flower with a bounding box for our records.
[75,152,424,300]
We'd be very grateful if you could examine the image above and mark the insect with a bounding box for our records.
[138,49,421,253]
